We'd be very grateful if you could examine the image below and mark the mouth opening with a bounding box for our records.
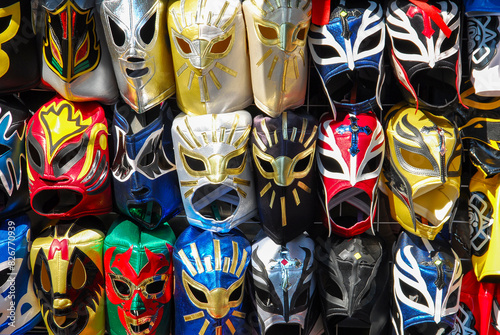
[130,321,151,333]
[411,68,457,108]
[191,184,240,221]
[326,68,378,105]
[53,311,78,328]
[266,323,302,335]
[328,188,371,228]
[128,201,162,229]
[126,68,149,78]
[32,189,83,215]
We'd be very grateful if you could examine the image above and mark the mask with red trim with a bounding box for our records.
[26,96,112,219]
[104,218,175,335]
[316,111,384,237]
[386,0,462,110]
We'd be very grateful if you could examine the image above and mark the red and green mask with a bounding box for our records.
[104,218,175,335]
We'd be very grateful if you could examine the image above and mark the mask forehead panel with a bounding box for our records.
[104,218,175,335]
[168,0,252,115]
[29,217,105,335]
[317,110,384,237]
[172,111,257,232]
[252,111,318,244]
[386,0,461,110]
[26,96,112,219]
[36,0,119,104]
[251,231,316,334]
[98,0,175,112]
[242,0,311,117]
[111,101,181,229]
[174,225,251,334]
[391,231,462,335]
[380,102,462,240]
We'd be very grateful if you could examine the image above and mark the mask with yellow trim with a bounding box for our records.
[251,111,318,245]
[30,217,105,335]
[167,0,252,115]
[172,111,257,232]
[26,96,112,219]
[173,225,252,335]
[34,0,118,104]
[96,0,175,112]
[242,0,311,117]
[379,102,462,240]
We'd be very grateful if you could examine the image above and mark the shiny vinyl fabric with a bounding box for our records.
[0,0,40,94]
[0,215,41,334]
[317,110,384,237]
[308,0,385,117]
[174,225,252,335]
[380,102,462,240]
[104,218,176,335]
[26,96,112,219]
[251,230,317,334]
[33,0,118,104]
[168,0,252,115]
[97,0,175,112]
[392,231,462,335]
[172,111,257,232]
[0,96,31,218]
[30,217,106,335]
[386,0,462,111]
[251,111,318,245]
[111,101,181,229]
[242,0,311,117]
[465,0,500,14]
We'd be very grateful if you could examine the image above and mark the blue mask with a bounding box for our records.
[392,231,462,335]
[111,100,182,229]
[173,225,252,335]
[0,214,41,334]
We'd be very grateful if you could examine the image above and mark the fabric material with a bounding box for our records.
[465,0,500,15]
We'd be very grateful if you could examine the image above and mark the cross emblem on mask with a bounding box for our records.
[336,116,372,156]
[330,4,362,40]
[406,0,452,39]
[269,247,302,292]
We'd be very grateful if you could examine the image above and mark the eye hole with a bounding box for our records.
[139,151,155,167]
[257,157,274,173]
[28,139,42,169]
[184,154,206,172]
[312,44,341,59]
[0,267,10,287]
[229,282,243,302]
[400,279,426,305]
[71,258,86,290]
[446,289,459,308]
[296,27,307,41]
[57,143,81,170]
[113,279,131,296]
[176,37,192,54]
[227,152,245,169]
[109,17,126,47]
[294,154,312,173]
[392,38,421,56]
[319,153,343,173]
[362,154,382,174]
[322,274,343,299]
[140,12,156,45]
[0,144,10,156]
[188,282,208,304]
[210,35,232,54]
[41,261,52,293]
[0,15,12,34]
[258,24,278,40]
[294,288,309,307]
[145,280,165,295]
[358,29,381,53]
[255,286,273,307]
[440,29,458,52]
[400,148,434,170]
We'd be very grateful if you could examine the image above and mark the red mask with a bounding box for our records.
[26,95,111,218]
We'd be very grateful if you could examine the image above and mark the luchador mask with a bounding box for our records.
[0,0,39,93]
[392,231,462,335]
[0,215,41,335]
[97,0,175,112]
[35,0,118,104]
[174,225,251,335]
[315,233,390,335]
[26,96,112,219]
[167,0,252,115]
[468,171,500,281]
[242,0,311,117]
[380,102,462,240]
[386,0,462,110]
[308,0,385,117]
[111,101,181,229]
[252,111,318,245]
[467,15,500,96]
[172,111,257,232]
[251,230,317,334]
[465,0,500,14]
[317,111,384,238]
[30,217,105,335]
[104,218,175,335]
[0,96,30,218]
